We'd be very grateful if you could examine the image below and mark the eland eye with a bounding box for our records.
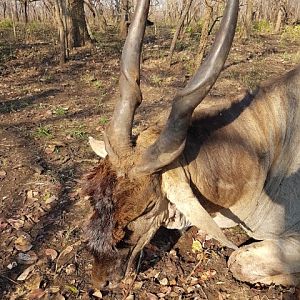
[115,239,131,249]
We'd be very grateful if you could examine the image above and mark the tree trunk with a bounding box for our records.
[54,0,67,65]
[85,16,96,42]
[275,5,286,33]
[84,0,107,33]
[112,0,121,25]
[14,0,19,22]
[119,0,129,39]
[195,0,213,67]
[168,0,194,66]
[94,4,107,33]
[243,0,253,39]
[3,2,7,19]
[10,4,17,39]
[98,12,107,33]
[68,0,93,48]
[24,0,28,23]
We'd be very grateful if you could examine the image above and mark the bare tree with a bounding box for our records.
[67,0,93,47]
[84,0,107,33]
[168,0,194,66]
[14,0,19,21]
[241,0,253,39]
[54,0,68,64]
[1,0,6,18]
[275,1,287,33]
[195,0,213,66]
[119,0,129,38]
[22,0,29,23]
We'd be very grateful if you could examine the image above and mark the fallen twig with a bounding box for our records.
[0,274,18,285]
[186,253,204,281]
[122,250,143,300]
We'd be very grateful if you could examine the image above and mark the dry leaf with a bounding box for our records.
[27,190,34,201]
[26,190,39,203]
[45,248,58,260]
[159,277,169,286]
[190,276,198,285]
[143,269,160,279]
[145,293,158,300]
[0,217,8,230]
[7,218,24,230]
[0,170,6,179]
[133,281,143,290]
[52,294,65,300]
[27,288,46,300]
[15,234,32,251]
[207,269,217,277]
[186,286,195,293]
[200,273,208,281]
[51,141,66,147]
[67,191,79,200]
[92,290,103,298]
[173,286,184,293]
[17,251,38,265]
[7,261,17,270]
[169,291,180,298]
[45,195,58,204]
[200,269,217,281]
[56,245,75,272]
[169,249,177,256]
[48,286,60,294]
[218,292,225,300]
[45,144,56,154]
[65,264,76,275]
[17,264,35,281]
[159,286,171,294]
[26,273,42,291]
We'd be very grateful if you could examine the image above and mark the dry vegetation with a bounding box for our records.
[1,3,300,299]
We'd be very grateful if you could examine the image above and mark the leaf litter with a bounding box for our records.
[0,32,299,300]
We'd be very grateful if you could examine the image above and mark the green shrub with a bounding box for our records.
[35,126,53,138]
[281,25,300,42]
[281,51,300,64]
[186,20,203,36]
[253,19,272,34]
[0,19,13,30]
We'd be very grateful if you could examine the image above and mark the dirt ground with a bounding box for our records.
[0,28,300,300]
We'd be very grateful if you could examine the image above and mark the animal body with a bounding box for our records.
[83,0,300,289]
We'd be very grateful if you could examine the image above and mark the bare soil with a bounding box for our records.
[0,30,300,299]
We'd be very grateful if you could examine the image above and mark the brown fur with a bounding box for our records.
[82,160,117,255]
[179,66,300,212]
[82,158,161,257]
[84,62,300,288]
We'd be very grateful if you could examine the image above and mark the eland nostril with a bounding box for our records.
[98,280,109,290]
[97,280,119,291]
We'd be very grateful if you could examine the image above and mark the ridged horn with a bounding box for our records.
[134,0,239,175]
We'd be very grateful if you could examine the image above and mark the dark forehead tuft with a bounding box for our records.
[83,159,161,257]
[82,159,118,255]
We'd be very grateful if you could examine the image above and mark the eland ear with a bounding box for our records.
[88,136,108,158]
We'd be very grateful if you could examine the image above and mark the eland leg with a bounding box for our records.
[228,234,300,285]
